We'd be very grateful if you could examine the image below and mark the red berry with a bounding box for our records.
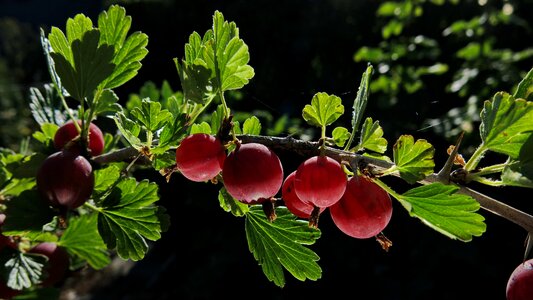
[28,242,69,287]
[294,156,347,208]
[282,171,325,219]
[222,143,283,204]
[36,150,94,209]
[506,259,533,300]
[329,176,392,239]
[0,280,20,300]
[54,120,105,156]
[175,133,226,182]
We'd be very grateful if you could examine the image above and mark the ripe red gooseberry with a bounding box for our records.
[222,143,283,204]
[282,171,325,219]
[54,120,105,156]
[36,150,95,209]
[175,133,226,182]
[329,176,392,239]
[506,258,533,300]
[293,155,347,208]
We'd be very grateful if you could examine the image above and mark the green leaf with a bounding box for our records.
[32,123,59,146]
[92,89,121,116]
[514,67,533,101]
[210,104,226,135]
[1,178,35,198]
[501,136,533,188]
[393,135,435,184]
[59,214,111,270]
[302,92,344,128]
[243,116,261,135]
[130,99,173,132]
[50,29,115,103]
[2,190,56,240]
[29,84,67,126]
[5,253,46,290]
[218,187,249,217]
[114,112,142,149]
[348,65,373,150]
[104,33,148,89]
[359,117,387,153]
[97,5,148,89]
[396,183,486,241]
[210,11,255,91]
[480,92,533,158]
[97,178,167,261]
[174,55,214,104]
[245,206,321,287]
[190,122,212,134]
[94,164,122,194]
[154,114,189,154]
[332,127,350,147]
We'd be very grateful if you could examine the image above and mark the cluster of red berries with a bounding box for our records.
[36,120,104,210]
[175,133,393,238]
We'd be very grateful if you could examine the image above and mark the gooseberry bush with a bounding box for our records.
[0,5,532,299]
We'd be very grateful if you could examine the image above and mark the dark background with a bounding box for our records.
[1,0,532,299]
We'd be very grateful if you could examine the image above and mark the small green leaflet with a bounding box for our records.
[98,5,149,89]
[32,123,59,147]
[91,89,121,116]
[29,84,67,126]
[243,116,261,135]
[190,122,212,134]
[245,206,321,287]
[480,92,533,159]
[59,214,110,270]
[514,67,533,101]
[5,253,46,290]
[50,29,115,103]
[175,31,215,104]
[218,187,249,217]
[96,178,168,261]
[130,99,173,132]
[2,190,56,240]
[209,11,255,92]
[332,127,350,147]
[396,183,486,241]
[175,10,254,103]
[501,137,533,188]
[92,163,121,194]
[393,135,435,184]
[359,117,387,153]
[346,65,373,150]
[114,112,142,149]
[302,92,344,128]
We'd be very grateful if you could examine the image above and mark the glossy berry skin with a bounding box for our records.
[36,150,94,209]
[329,176,392,239]
[28,242,69,287]
[506,259,533,300]
[175,133,226,182]
[294,156,347,208]
[282,171,324,219]
[54,120,105,156]
[222,143,283,204]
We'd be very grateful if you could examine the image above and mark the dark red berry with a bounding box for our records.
[36,150,94,209]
